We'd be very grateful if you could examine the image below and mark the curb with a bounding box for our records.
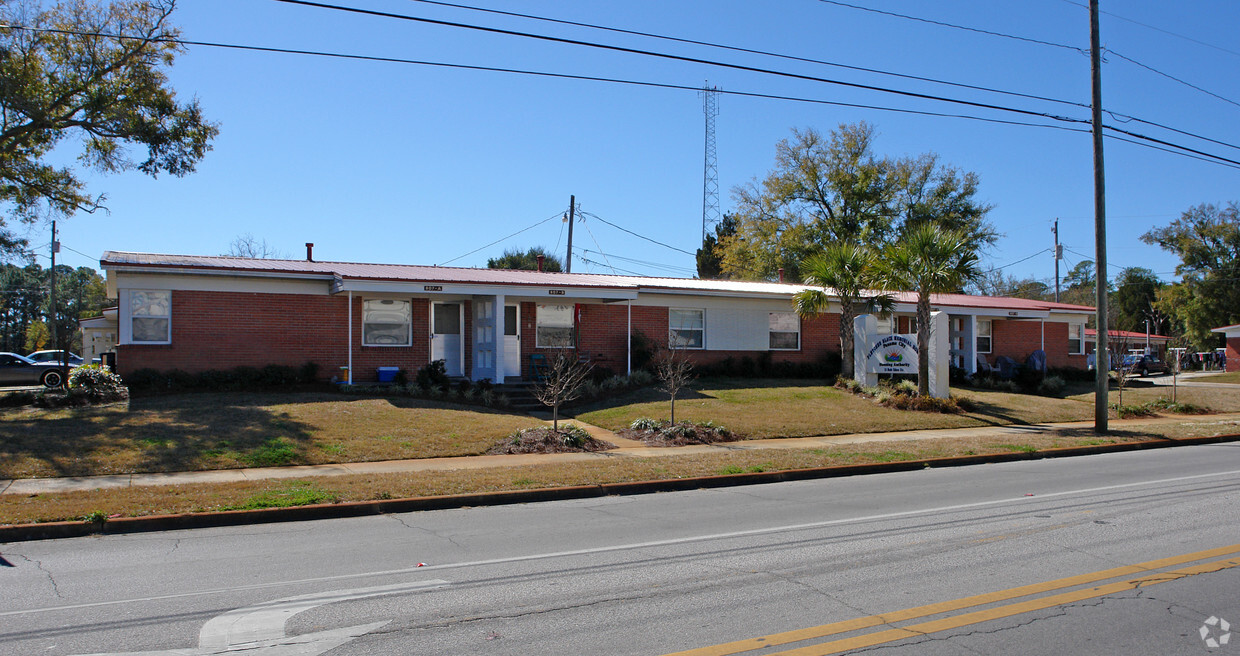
[4,433,1239,543]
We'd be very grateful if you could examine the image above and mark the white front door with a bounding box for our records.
[504,304,520,380]
[431,302,463,377]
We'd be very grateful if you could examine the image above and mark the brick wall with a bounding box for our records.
[1228,337,1240,373]
[520,302,841,375]
[989,319,1086,370]
[117,291,434,382]
[116,290,1085,382]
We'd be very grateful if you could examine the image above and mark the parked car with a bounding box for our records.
[26,350,84,365]
[0,352,74,387]
[1120,354,1171,377]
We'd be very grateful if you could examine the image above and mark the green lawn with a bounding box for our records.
[0,392,542,479]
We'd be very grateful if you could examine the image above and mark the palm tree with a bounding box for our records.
[880,224,981,396]
[794,243,891,379]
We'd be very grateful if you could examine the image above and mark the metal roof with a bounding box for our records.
[100,251,1097,313]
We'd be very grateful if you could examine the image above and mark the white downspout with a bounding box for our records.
[347,291,354,385]
[1041,318,1045,352]
[627,299,632,376]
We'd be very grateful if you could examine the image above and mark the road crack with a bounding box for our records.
[9,552,61,598]
[387,514,470,552]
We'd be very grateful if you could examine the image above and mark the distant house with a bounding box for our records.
[1084,328,1170,359]
[79,307,118,364]
[96,250,1095,382]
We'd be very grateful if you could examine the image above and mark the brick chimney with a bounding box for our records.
[778,267,785,283]
[536,254,545,272]
[305,243,314,262]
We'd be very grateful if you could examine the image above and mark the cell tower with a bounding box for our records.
[700,83,721,242]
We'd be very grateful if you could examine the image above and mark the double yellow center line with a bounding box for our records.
[665,543,1240,656]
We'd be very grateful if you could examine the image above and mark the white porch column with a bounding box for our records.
[965,315,978,375]
[627,299,632,376]
[347,291,353,384]
[493,294,506,382]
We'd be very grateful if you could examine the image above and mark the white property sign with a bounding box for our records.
[865,334,918,374]
[853,312,950,399]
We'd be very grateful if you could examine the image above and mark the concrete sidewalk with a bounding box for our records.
[6,412,1239,497]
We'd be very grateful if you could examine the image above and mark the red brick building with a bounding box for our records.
[98,251,1094,382]
[1212,324,1240,372]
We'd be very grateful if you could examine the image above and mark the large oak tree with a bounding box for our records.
[0,0,217,256]
[720,123,994,282]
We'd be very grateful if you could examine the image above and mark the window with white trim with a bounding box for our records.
[536,304,575,347]
[977,319,992,354]
[669,308,704,349]
[769,312,800,350]
[1068,323,1084,355]
[130,290,171,344]
[363,299,411,346]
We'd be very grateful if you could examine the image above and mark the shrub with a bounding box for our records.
[416,360,450,391]
[0,390,36,407]
[1014,366,1045,393]
[628,370,654,386]
[124,362,323,394]
[630,331,658,372]
[630,417,662,430]
[1037,375,1066,396]
[67,365,129,402]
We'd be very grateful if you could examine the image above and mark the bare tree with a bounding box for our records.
[532,347,593,431]
[1106,324,1136,409]
[655,337,695,424]
[225,234,287,259]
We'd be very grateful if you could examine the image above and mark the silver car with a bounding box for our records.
[0,352,74,387]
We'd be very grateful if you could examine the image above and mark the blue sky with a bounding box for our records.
[31,0,1240,290]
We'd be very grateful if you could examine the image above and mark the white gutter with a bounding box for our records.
[627,299,632,376]
[347,291,353,385]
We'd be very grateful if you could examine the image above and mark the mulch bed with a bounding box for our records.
[488,427,617,454]
[618,422,743,447]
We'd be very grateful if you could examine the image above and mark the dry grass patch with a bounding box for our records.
[1067,385,1240,413]
[1188,372,1240,385]
[0,392,542,479]
[577,379,1096,438]
[7,417,1238,526]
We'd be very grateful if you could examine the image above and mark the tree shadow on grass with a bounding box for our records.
[0,393,316,478]
[959,399,1039,427]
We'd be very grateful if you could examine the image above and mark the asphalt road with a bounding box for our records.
[3,444,1239,655]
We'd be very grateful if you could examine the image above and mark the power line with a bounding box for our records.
[816,0,1085,53]
[272,0,1240,168]
[404,0,1091,112]
[818,0,1240,110]
[5,19,1238,170]
[1105,49,1240,109]
[577,210,696,256]
[987,248,1052,272]
[574,247,696,275]
[272,0,1088,124]
[1056,0,1240,59]
[436,212,561,266]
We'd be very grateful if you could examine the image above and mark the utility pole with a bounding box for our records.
[1090,0,1109,433]
[565,195,575,274]
[1053,219,1061,303]
[49,220,57,354]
